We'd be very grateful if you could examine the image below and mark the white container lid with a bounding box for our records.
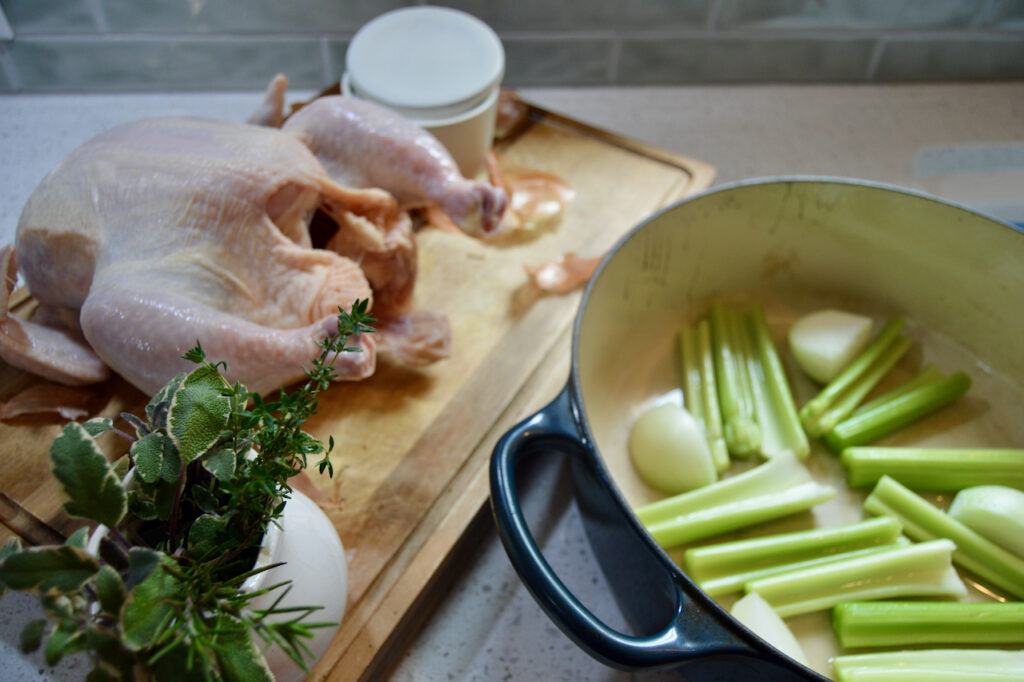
[345,7,504,121]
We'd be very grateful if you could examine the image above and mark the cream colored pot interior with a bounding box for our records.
[573,178,1024,675]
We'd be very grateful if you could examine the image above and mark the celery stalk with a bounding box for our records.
[680,319,730,472]
[850,364,945,418]
[684,516,905,596]
[799,318,905,436]
[832,649,1024,682]
[643,481,834,549]
[824,372,972,452]
[747,307,810,460]
[832,601,1024,648]
[636,450,812,526]
[635,451,834,549]
[709,302,761,456]
[699,542,908,597]
[863,475,1024,600]
[842,447,1024,490]
[745,539,965,618]
[814,335,912,435]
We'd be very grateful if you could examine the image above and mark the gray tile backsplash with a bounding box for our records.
[1,0,1021,92]
[618,36,877,84]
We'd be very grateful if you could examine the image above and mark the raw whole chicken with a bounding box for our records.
[0,79,507,397]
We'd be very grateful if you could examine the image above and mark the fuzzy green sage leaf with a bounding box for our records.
[167,365,231,464]
[49,422,126,528]
[121,556,180,651]
[202,447,236,481]
[213,616,275,682]
[0,545,99,595]
[95,564,127,616]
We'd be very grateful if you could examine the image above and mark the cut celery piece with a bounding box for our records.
[814,335,912,435]
[745,539,965,618]
[842,447,1024,490]
[680,319,730,473]
[747,307,810,460]
[709,302,761,456]
[643,481,834,549]
[850,364,945,418]
[636,450,811,526]
[799,318,905,437]
[730,592,809,667]
[832,649,1024,682]
[635,451,833,549]
[824,371,971,452]
[948,485,1024,558]
[684,516,905,596]
[864,475,1024,600]
[699,542,908,597]
[832,601,1024,648]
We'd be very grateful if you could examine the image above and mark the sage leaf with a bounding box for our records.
[83,417,114,437]
[145,372,186,429]
[0,546,98,595]
[148,641,208,682]
[84,667,120,682]
[124,548,161,591]
[65,527,90,549]
[95,564,127,616]
[119,411,149,439]
[45,622,84,666]
[19,618,46,653]
[0,537,21,596]
[202,447,235,481]
[213,616,275,682]
[167,365,231,464]
[122,557,180,650]
[49,422,126,528]
[132,433,167,484]
[85,625,135,682]
[187,514,228,561]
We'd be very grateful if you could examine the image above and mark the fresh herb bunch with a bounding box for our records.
[0,301,374,682]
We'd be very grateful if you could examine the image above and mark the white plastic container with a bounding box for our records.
[343,6,505,177]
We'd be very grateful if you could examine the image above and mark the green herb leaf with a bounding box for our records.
[19,618,47,653]
[187,514,228,561]
[213,616,275,682]
[82,417,114,437]
[167,365,231,464]
[0,537,21,596]
[122,557,180,650]
[46,621,84,666]
[145,373,186,430]
[85,624,135,682]
[202,447,236,481]
[49,422,126,528]
[64,527,90,549]
[124,548,161,591]
[95,564,127,616]
[131,433,163,483]
[120,412,149,439]
[0,546,99,595]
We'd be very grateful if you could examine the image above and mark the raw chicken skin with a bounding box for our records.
[3,95,497,397]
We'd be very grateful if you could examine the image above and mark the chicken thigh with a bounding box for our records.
[2,95,503,397]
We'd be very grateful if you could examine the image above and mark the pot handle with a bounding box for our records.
[490,384,822,678]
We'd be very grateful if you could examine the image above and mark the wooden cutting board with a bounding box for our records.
[0,94,714,681]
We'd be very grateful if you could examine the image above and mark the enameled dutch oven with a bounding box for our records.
[490,178,1024,680]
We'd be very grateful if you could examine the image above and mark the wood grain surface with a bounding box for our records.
[0,96,714,681]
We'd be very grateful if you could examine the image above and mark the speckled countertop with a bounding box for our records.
[1,83,1023,682]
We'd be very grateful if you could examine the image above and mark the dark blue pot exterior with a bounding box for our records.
[490,382,826,680]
